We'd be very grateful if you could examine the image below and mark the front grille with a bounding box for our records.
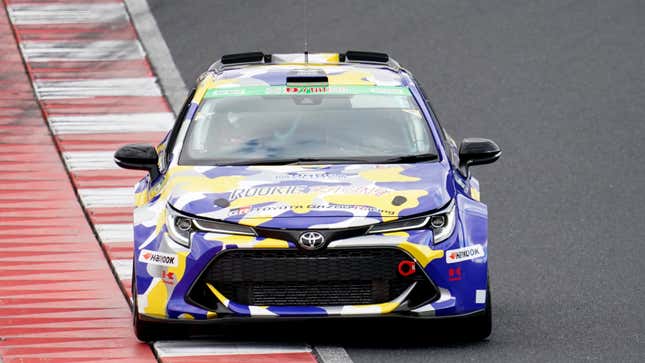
[189,248,437,308]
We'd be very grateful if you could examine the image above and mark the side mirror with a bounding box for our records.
[114,144,160,179]
[459,138,501,175]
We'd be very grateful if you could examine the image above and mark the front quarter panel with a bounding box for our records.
[438,192,488,315]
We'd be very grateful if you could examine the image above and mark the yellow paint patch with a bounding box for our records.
[156,143,166,154]
[326,53,340,62]
[470,187,481,201]
[134,189,148,207]
[143,280,168,317]
[193,77,216,103]
[165,174,245,197]
[238,216,273,227]
[251,239,291,248]
[325,190,427,222]
[327,70,375,85]
[178,313,194,320]
[207,234,290,249]
[147,165,245,203]
[207,311,218,319]
[398,242,444,267]
[379,301,400,313]
[210,79,240,88]
[230,193,317,215]
[382,231,409,238]
[359,166,420,182]
[206,282,229,305]
[205,234,255,244]
[348,301,400,314]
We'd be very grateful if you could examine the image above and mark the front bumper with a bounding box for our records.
[134,225,488,321]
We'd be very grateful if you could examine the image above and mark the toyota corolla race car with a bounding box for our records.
[115,51,501,341]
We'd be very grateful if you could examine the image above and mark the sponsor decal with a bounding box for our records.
[228,205,252,216]
[309,185,390,196]
[162,270,175,285]
[229,184,392,201]
[204,85,412,99]
[445,245,485,264]
[476,289,487,304]
[229,185,307,201]
[227,203,396,217]
[139,249,178,267]
[307,203,396,215]
[448,266,462,281]
[275,171,348,180]
[285,86,329,94]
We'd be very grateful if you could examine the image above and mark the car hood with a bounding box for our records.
[166,163,452,229]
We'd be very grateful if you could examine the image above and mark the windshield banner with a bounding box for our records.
[204,85,411,99]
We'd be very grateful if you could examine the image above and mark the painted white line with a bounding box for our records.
[124,0,188,115]
[34,77,161,99]
[154,340,311,357]
[111,259,133,281]
[78,187,133,208]
[8,3,127,25]
[20,40,145,62]
[49,112,174,134]
[63,151,118,171]
[314,346,354,363]
[95,224,133,243]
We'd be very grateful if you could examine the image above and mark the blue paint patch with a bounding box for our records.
[182,196,221,215]
[227,300,251,316]
[134,224,157,244]
[432,295,456,310]
[134,178,148,193]
[405,230,433,245]
[149,193,161,204]
[135,264,154,295]
[201,166,260,179]
[267,305,328,316]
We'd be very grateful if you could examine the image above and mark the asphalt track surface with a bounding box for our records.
[146,1,644,361]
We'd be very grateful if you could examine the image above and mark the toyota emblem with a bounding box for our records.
[298,231,326,250]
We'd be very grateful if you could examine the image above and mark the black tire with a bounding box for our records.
[461,283,492,341]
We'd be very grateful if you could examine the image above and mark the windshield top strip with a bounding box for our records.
[203,85,411,99]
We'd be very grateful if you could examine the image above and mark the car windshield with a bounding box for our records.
[179,85,437,165]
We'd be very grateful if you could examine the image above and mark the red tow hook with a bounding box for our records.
[398,260,416,277]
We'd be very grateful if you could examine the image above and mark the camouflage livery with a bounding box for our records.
[130,53,489,322]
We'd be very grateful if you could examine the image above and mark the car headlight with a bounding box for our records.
[166,206,193,247]
[166,205,256,247]
[367,200,456,244]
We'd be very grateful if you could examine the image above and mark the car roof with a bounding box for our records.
[195,52,412,90]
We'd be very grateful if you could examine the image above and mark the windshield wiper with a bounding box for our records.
[219,157,372,166]
[378,153,438,164]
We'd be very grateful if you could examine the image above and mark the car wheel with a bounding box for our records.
[461,282,492,341]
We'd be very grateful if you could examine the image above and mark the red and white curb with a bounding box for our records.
[154,341,316,363]
[6,0,350,362]
[0,3,156,362]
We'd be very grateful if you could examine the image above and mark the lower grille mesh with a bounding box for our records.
[190,248,436,307]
